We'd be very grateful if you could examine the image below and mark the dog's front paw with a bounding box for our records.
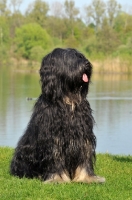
[44,173,71,184]
[72,167,105,184]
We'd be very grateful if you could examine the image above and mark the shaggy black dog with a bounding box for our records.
[10,48,105,183]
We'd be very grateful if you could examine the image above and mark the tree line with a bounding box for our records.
[0,0,132,63]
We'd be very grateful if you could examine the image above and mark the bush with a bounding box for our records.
[15,23,53,59]
[29,46,45,62]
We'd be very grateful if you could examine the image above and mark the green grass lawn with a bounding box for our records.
[0,147,132,200]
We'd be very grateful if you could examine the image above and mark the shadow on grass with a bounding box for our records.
[112,155,132,163]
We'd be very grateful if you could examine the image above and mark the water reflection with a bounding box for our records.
[0,67,132,155]
[89,74,132,155]
[0,67,40,147]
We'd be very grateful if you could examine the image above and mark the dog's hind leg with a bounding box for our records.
[72,167,105,184]
[44,172,71,183]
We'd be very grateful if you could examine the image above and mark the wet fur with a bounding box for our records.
[10,48,104,183]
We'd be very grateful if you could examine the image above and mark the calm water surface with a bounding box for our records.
[0,66,132,155]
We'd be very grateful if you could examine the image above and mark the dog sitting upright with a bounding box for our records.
[10,48,105,183]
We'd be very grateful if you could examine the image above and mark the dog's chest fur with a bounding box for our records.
[37,98,94,165]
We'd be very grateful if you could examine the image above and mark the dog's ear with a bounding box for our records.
[39,52,63,101]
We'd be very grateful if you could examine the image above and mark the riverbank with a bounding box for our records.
[92,58,132,74]
[0,147,132,200]
[3,56,132,74]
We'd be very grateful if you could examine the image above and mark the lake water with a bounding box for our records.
[0,66,132,155]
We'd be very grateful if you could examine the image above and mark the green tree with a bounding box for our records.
[29,46,45,61]
[97,18,120,54]
[9,12,25,38]
[64,35,79,48]
[0,16,10,63]
[9,0,22,13]
[107,0,121,28]
[0,16,10,45]
[15,23,52,58]
[64,0,79,35]
[73,19,86,42]
[50,1,63,18]
[48,2,66,43]
[0,0,10,16]
[47,17,67,43]
[85,0,106,33]
[0,0,6,15]
[64,0,79,20]
[26,0,49,27]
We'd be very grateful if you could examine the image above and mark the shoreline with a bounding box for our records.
[1,57,132,74]
[15,58,132,74]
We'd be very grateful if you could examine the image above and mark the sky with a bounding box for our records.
[15,0,132,14]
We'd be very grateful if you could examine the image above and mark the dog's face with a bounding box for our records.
[40,48,92,102]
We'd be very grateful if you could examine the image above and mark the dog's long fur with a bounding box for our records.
[10,48,105,183]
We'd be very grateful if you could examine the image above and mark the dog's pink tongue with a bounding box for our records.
[82,74,88,82]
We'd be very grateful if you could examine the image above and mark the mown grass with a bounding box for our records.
[0,147,132,200]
